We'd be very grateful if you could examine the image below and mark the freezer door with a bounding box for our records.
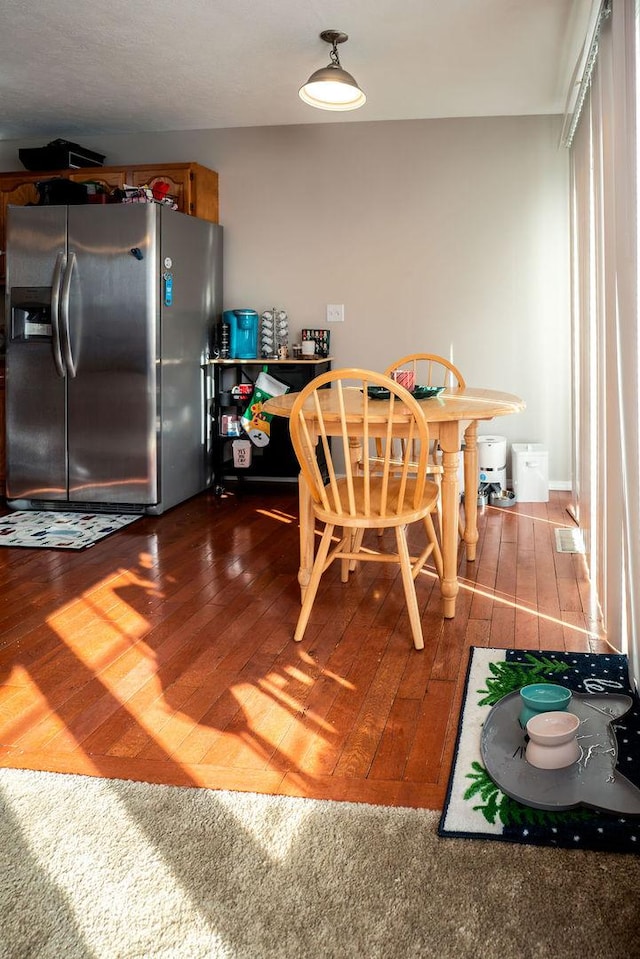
[157,208,222,511]
[5,206,68,502]
[65,204,159,505]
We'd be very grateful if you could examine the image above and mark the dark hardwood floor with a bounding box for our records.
[0,485,611,809]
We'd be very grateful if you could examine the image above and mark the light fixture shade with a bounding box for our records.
[299,64,366,111]
[299,31,366,112]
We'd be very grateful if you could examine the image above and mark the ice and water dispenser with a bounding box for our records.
[10,288,54,341]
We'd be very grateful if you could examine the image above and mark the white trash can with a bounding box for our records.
[478,435,507,490]
[511,443,549,502]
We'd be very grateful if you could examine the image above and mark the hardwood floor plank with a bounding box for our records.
[368,696,422,781]
[513,607,540,650]
[332,637,413,779]
[495,538,517,599]
[403,679,455,783]
[489,605,518,649]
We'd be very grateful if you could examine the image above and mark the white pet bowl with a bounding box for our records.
[525,711,581,769]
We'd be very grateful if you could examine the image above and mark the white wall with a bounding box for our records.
[0,115,571,484]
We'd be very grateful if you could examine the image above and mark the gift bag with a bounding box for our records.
[241,370,289,447]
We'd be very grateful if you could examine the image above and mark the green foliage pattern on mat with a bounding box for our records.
[464,760,594,828]
[476,654,569,706]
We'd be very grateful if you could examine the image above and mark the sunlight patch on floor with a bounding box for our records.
[456,578,593,636]
[5,777,223,953]
[255,508,295,524]
[213,787,314,862]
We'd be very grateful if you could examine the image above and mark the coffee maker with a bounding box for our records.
[223,309,259,359]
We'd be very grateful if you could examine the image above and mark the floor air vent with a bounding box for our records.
[555,527,585,554]
[30,501,145,515]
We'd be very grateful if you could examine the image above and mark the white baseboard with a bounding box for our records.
[503,478,572,492]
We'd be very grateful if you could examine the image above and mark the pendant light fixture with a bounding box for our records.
[299,30,366,112]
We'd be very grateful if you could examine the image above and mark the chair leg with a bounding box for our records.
[423,512,443,580]
[294,523,335,642]
[341,527,352,582]
[395,526,424,651]
[341,527,361,580]
[348,527,366,573]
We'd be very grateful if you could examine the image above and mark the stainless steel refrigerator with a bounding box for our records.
[5,203,222,514]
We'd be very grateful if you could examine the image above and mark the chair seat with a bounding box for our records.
[314,476,441,528]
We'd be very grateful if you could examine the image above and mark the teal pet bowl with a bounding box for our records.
[519,683,572,728]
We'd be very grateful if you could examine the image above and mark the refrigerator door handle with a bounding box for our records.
[51,251,67,378]
[60,250,77,378]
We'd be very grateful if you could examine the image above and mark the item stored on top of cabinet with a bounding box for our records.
[301,328,330,357]
[210,358,331,494]
[35,178,88,205]
[0,162,219,285]
[115,182,178,209]
[19,139,106,172]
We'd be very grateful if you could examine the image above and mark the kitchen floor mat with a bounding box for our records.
[0,511,140,550]
[438,646,640,854]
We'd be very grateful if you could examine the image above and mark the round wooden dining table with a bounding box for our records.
[263,386,525,619]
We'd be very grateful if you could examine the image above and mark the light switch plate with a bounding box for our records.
[326,304,344,323]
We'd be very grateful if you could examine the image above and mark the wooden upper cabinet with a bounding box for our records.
[1,174,42,209]
[0,161,219,284]
[127,164,219,222]
[67,168,128,195]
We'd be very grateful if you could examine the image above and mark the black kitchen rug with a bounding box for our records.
[0,511,140,550]
[438,646,640,854]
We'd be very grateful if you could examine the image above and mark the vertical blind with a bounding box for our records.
[569,0,640,693]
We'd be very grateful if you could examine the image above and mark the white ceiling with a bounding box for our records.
[0,0,592,142]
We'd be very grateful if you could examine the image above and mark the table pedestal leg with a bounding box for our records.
[463,422,479,561]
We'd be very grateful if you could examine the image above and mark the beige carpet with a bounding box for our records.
[1,767,639,959]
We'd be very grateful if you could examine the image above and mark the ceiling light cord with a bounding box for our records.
[328,39,341,69]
